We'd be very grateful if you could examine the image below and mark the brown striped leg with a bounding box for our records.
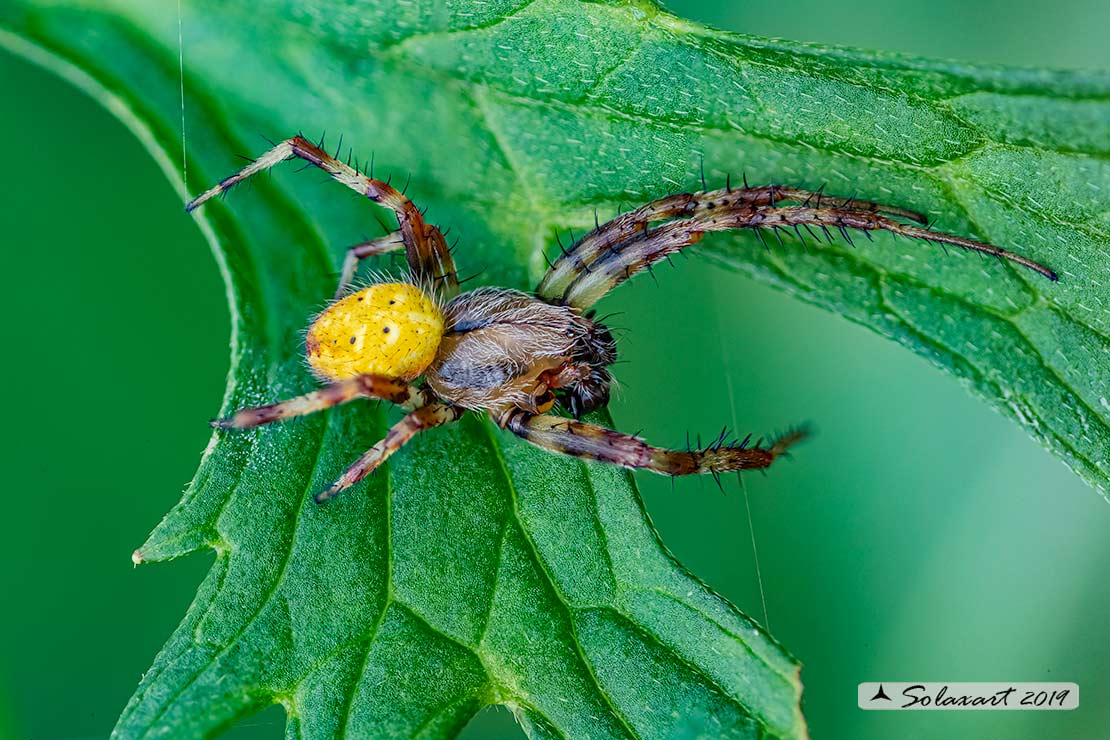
[538,192,704,300]
[316,403,464,502]
[745,205,1057,279]
[335,232,405,299]
[727,185,928,224]
[212,375,429,430]
[186,135,459,299]
[561,202,1057,308]
[500,410,807,478]
[536,184,929,301]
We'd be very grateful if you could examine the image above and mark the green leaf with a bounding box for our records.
[2,0,1106,737]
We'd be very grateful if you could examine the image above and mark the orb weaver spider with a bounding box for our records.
[187,135,1056,502]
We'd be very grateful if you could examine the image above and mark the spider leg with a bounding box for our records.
[536,185,928,302]
[186,135,459,299]
[499,410,807,476]
[538,192,703,300]
[737,185,929,224]
[745,206,1058,280]
[560,215,718,308]
[560,202,1056,309]
[212,374,429,430]
[335,232,405,299]
[316,403,464,502]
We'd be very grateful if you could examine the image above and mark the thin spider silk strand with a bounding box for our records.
[714,278,771,630]
[177,0,187,189]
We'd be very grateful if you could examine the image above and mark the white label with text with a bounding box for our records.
[857,682,1078,710]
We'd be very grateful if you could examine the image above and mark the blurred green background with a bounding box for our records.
[1,0,1108,738]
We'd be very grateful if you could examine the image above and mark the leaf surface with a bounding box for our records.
[2,0,1107,737]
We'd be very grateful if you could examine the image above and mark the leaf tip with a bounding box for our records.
[131,548,145,567]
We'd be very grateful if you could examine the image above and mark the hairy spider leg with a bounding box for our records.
[501,410,807,476]
[747,205,1058,279]
[731,185,929,224]
[538,192,703,300]
[537,185,930,301]
[316,403,465,502]
[335,232,406,299]
[212,374,429,430]
[561,203,1057,309]
[186,135,459,299]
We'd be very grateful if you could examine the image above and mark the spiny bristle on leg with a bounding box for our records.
[687,424,811,474]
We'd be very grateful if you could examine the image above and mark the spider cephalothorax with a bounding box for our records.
[189,135,1056,502]
[426,287,617,417]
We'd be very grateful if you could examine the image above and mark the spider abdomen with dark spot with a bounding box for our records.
[306,282,443,382]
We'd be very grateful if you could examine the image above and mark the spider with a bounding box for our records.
[187,135,1057,502]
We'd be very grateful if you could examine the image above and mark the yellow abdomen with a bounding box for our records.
[306,282,444,381]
